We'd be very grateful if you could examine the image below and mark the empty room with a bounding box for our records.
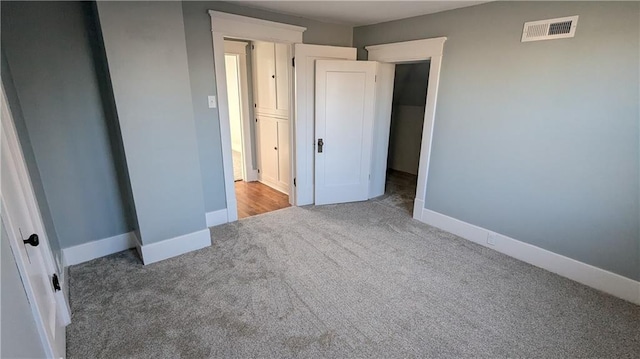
[1,1,638,358]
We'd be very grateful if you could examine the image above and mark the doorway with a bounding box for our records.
[223,38,292,219]
[378,61,430,215]
[210,11,305,223]
[211,12,446,222]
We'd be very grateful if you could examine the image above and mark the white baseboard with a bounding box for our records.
[62,232,137,266]
[135,228,211,265]
[412,198,425,220]
[420,208,640,305]
[258,178,289,195]
[245,169,259,182]
[296,185,314,206]
[206,209,229,227]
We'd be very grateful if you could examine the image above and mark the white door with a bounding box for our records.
[225,54,244,152]
[274,43,289,113]
[225,40,256,182]
[293,44,357,206]
[1,86,70,358]
[256,115,279,186]
[314,60,378,205]
[277,120,290,188]
[252,41,277,112]
[369,63,396,199]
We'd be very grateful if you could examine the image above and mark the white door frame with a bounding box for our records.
[209,11,306,221]
[1,83,71,358]
[365,37,447,220]
[224,40,257,182]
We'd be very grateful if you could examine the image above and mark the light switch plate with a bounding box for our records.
[208,96,217,108]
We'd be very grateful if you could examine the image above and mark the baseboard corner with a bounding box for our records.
[137,228,211,265]
[62,231,137,266]
[412,198,425,220]
[206,209,229,227]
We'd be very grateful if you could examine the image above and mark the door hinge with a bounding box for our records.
[257,169,260,173]
[375,75,377,82]
[292,57,295,67]
[255,118,258,123]
[52,273,61,292]
[254,103,257,108]
[251,44,255,50]
[293,178,296,187]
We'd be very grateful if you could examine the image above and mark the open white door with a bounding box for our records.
[314,60,377,205]
[1,86,70,358]
[293,44,357,206]
[369,63,396,199]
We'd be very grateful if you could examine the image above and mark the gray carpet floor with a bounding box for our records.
[374,169,418,215]
[67,201,640,358]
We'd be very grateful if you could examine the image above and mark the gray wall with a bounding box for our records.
[2,0,353,254]
[354,1,640,280]
[393,62,430,107]
[1,218,46,359]
[97,1,207,244]
[1,1,134,249]
[388,106,425,175]
[181,1,353,212]
[388,63,430,174]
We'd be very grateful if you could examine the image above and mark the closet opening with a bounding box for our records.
[380,61,430,215]
[224,38,292,219]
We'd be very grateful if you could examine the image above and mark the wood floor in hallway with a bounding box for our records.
[235,181,290,219]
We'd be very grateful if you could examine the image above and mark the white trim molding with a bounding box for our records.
[209,11,305,222]
[365,37,446,63]
[420,208,640,305]
[366,37,447,220]
[62,232,137,266]
[135,229,211,265]
[206,209,229,227]
[209,11,306,43]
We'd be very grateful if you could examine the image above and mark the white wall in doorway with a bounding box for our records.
[225,54,243,153]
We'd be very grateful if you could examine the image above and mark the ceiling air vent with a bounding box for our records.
[521,15,579,42]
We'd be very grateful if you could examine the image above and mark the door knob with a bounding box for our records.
[317,138,324,153]
[23,233,39,247]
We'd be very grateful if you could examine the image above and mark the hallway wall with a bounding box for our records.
[387,62,430,175]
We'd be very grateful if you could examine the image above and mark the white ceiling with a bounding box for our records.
[228,1,491,26]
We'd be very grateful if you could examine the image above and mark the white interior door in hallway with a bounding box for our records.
[224,40,255,182]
